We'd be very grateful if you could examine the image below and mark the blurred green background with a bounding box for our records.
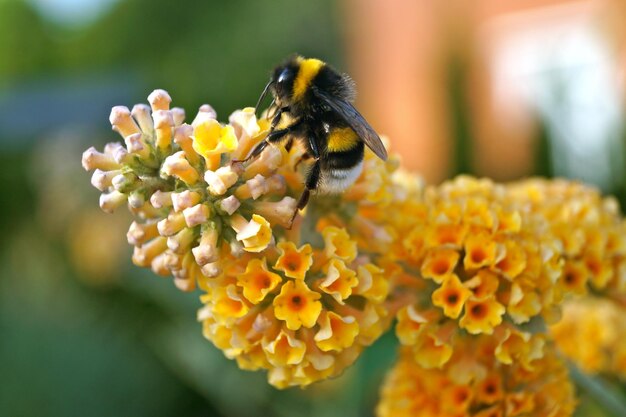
[0,0,625,416]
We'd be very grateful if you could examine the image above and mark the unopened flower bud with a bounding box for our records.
[171,107,185,126]
[91,169,121,191]
[161,151,199,184]
[150,190,173,209]
[128,190,146,209]
[153,110,174,150]
[157,212,187,236]
[167,227,196,254]
[218,195,240,215]
[110,106,140,138]
[99,191,127,213]
[112,172,139,193]
[205,166,239,195]
[183,204,211,227]
[124,133,150,159]
[254,197,298,229]
[131,103,154,133]
[192,104,217,126]
[148,89,171,112]
[150,253,171,276]
[174,124,200,165]
[132,237,167,267]
[127,221,159,245]
[171,190,201,212]
[82,146,120,171]
[201,261,221,278]
[192,226,219,265]
[243,145,282,179]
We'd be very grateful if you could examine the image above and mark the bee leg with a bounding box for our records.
[288,159,320,228]
[294,152,311,170]
[270,106,290,129]
[231,127,291,164]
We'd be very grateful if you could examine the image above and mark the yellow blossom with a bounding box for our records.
[192,118,238,169]
[231,214,273,253]
[237,258,282,304]
[273,241,313,280]
[314,311,360,352]
[273,280,322,330]
[431,274,472,319]
[322,226,357,262]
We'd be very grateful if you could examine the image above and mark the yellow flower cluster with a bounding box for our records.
[389,176,561,367]
[377,340,576,417]
[507,178,626,297]
[82,90,400,388]
[198,226,391,388]
[551,297,626,378]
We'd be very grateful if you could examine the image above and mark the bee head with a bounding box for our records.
[270,59,299,106]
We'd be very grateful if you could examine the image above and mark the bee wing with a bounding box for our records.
[314,88,388,161]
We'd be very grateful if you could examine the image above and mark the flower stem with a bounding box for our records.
[568,361,626,417]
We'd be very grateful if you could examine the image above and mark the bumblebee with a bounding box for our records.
[237,55,387,222]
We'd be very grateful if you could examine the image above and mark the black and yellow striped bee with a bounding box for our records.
[237,55,388,223]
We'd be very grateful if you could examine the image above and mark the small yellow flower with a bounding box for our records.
[431,274,472,319]
[421,248,460,283]
[464,269,500,301]
[322,226,357,262]
[237,258,282,304]
[464,230,499,270]
[262,330,306,367]
[476,373,503,404]
[192,118,238,169]
[318,258,358,304]
[273,280,322,330]
[273,241,313,280]
[231,214,273,253]
[354,263,389,302]
[314,311,360,352]
[412,332,453,369]
[460,297,505,335]
[441,384,473,413]
[560,261,589,295]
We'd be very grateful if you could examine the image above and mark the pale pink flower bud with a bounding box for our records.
[174,124,200,165]
[128,191,146,209]
[110,106,140,138]
[171,107,186,126]
[254,197,298,229]
[82,146,120,171]
[150,190,173,209]
[150,253,171,276]
[218,195,240,215]
[192,227,219,265]
[124,133,150,159]
[201,262,221,278]
[91,169,121,191]
[243,145,282,179]
[99,191,127,213]
[131,104,153,133]
[153,109,174,150]
[183,204,211,228]
[171,190,201,212]
[132,237,167,267]
[167,227,196,254]
[148,89,171,112]
[205,166,239,196]
[127,221,159,245]
[161,151,200,184]
[157,212,187,236]
[192,104,217,126]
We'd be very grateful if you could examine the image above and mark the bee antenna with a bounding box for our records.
[255,80,274,115]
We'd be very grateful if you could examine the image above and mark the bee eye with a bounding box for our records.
[277,68,292,84]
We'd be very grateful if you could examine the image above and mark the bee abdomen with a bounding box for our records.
[319,161,364,194]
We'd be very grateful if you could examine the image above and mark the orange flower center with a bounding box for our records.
[471,248,486,264]
[433,259,451,275]
[290,294,305,310]
[283,253,301,272]
[470,303,487,319]
[445,291,460,306]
